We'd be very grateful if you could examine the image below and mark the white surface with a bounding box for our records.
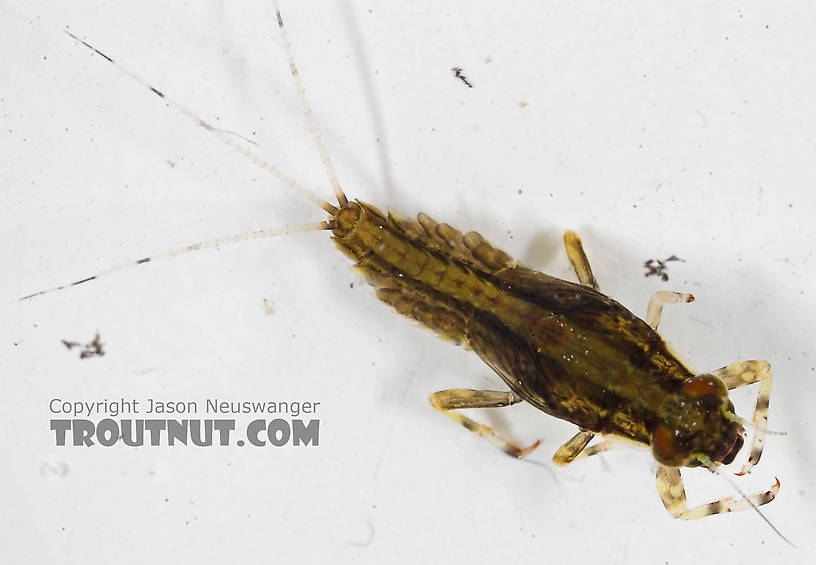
[1,1,815,563]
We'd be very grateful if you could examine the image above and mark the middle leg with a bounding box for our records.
[645,290,695,329]
[552,431,627,465]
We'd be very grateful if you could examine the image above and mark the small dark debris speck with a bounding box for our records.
[644,255,685,281]
[451,67,473,88]
[62,332,105,359]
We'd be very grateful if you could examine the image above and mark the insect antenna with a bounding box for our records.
[63,30,338,216]
[698,455,795,548]
[724,411,787,436]
[273,0,349,209]
[18,221,333,301]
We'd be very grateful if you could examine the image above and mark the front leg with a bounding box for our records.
[655,464,779,519]
[711,360,774,475]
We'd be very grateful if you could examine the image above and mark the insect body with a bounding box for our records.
[48,2,781,529]
[330,199,778,522]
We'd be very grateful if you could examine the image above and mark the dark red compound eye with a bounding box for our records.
[651,423,688,467]
[681,375,728,401]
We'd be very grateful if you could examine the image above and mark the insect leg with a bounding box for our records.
[553,433,629,465]
[429,389,541,458]
[574,439,619,460]
[563,230,599,289]
[711,360,773,475]
[655,465,779,520]
[552,430,594,465]
[645,290,695,329]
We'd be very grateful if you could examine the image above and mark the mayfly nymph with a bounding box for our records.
[29,1,784,538]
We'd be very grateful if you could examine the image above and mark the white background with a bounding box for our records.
[2,1,815,563]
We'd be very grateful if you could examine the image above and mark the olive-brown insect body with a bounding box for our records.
[333,200,729,459]
[329,197,778,523]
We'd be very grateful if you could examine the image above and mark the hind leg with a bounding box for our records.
[563,230,599,289]
[562,232,696,329]
[711,360,773,474]
[429,389,540,458]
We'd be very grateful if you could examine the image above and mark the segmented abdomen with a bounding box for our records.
[331,200,517,346]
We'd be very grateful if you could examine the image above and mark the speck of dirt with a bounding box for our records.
[643,255,684,281]
[62,332,104,359]
[451,67,473,88]
[263,298,275,315]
